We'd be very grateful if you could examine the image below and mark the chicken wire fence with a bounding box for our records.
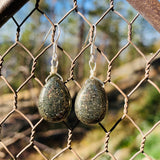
[0,0,160,160]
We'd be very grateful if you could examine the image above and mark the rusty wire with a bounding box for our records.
[0,0,160,160]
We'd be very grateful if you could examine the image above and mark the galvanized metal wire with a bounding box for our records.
[0,0,160,160]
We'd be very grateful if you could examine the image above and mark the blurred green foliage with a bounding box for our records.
[140,84,160,125]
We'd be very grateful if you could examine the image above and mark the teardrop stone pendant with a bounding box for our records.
[38,74,72,123]
[75,78,107,124]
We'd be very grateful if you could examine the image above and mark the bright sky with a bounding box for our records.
[0,0,159,44]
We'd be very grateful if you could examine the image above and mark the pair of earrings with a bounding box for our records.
[38,25,108,125]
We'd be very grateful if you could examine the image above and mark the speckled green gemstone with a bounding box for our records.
[38,74,72,123]
[75,78,107,124]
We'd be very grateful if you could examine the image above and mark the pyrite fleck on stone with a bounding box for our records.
[38,74,72,123]
[75,78,107,124]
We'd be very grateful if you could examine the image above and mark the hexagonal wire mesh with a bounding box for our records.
[0,0,160,160]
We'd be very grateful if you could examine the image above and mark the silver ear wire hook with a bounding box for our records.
[45,24,63,82]
[50,24,61,75]
[89,24,97,78]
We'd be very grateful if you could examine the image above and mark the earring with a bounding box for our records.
[75,25,108,125]
[38,25,72,123]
